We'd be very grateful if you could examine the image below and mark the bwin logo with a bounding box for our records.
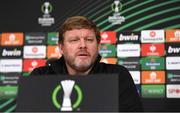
[52,80,83,111]
[168,46,180,54]
[2,49,21,57]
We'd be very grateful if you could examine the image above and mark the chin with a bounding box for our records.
[75,63,91,70]
[76,64,90,68]
[77,67,91,72]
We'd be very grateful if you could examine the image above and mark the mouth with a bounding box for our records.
[77,53,89,59]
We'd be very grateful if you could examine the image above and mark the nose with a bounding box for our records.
[79,38,86,48]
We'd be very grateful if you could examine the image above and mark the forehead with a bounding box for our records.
[64,28,95,37]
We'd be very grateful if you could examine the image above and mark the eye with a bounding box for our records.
[70,38,79,42]
[86,37,94,42]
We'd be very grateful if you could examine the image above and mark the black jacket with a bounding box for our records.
[30,55,143,111]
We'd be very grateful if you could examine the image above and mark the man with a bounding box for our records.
[30,16,143,111]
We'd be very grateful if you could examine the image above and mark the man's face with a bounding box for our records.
[60,28,100,72]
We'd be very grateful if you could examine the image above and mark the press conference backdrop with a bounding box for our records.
[0,0,180,112]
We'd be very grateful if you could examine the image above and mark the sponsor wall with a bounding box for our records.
[0,29,180,100]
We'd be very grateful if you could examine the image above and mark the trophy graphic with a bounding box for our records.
[38,1,54,26]
[61,80,75,111]
[114,0,120,15]
[108,0,125,24]
[44,2,50,15]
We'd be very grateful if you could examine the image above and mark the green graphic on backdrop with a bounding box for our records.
[23,73,30,77]
[141,85,165,98]
[47,32,59,45]
[141,57,165,70]
[0,86,17,99]
[99,44,116,57]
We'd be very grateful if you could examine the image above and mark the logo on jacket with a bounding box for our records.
[52,80,83,111]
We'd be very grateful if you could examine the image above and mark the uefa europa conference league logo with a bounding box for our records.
[52,80,83,111]
[38,2,55,26]
[108,0,125,25]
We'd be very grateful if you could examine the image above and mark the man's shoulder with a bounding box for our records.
[30,66,54,76]
[34,65,52,71]
[100,62,128,70]
[30,58,65,76]
[98,62,129,73]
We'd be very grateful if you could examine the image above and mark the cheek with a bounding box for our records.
[63,46,76,55]
[89,45,99,54]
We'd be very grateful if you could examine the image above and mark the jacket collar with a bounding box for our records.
[51,54,102,75]
[89,54,102,74]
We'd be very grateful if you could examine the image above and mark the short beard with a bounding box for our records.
[73,59,93,72]
[74,51,99,72]
[65,53,98,73]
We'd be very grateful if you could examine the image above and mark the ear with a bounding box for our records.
[58,43,64,54]
[97,44,100,51]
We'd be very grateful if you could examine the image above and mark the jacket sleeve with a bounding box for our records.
[118,67,144,111]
